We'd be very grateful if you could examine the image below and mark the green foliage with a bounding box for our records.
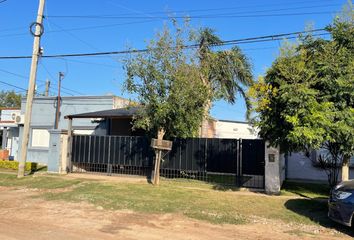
[124,22,209,138]
[0,160,37,171]
[197,28,254,117]
[249,11,354,160]
[0,90,22,108]
[124,21,254,138]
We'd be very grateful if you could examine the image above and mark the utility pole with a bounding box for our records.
[44,79,50,96]
[17,0,46,178]
[55,72,63,129]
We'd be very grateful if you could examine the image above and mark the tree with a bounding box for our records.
[124,22,209,140]
[249,11,354,187]
[197,28,254,136]
[0,90,22,108]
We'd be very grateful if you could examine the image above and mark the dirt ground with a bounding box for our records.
[0,186,351,240]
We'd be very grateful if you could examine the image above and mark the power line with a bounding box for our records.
[0,28,328,59]
[46,3,340,19]
[39,62,82,95]
[46,11,335,20]
[0,80,27,91]
[99,0,336,16]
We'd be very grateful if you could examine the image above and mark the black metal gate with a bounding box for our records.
[71,135,265,189]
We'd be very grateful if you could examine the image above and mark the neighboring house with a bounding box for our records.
[286,151,354,181]
[213,119,259,139]
[17,95,132,164]
[0,108,21,159]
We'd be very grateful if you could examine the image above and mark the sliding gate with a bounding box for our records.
[71,135,265,189]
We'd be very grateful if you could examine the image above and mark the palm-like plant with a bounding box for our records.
[197,28,254,136]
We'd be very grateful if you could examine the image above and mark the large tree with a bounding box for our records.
[249,11,354,187]
[0,90,22,108]
[124,22,254,139]
[124,22,209,140]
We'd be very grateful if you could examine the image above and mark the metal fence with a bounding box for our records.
[71,135,265,189]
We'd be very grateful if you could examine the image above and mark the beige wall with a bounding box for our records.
[214,121,259,139]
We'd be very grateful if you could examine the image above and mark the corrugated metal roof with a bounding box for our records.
[65,106,140,119]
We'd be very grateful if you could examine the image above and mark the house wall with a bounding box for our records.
[0,109,20,159]
[214,120,259,139]
[18,96,129,164]
[286,152,354,182]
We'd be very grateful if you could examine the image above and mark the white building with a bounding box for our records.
[213,120,259,139]
[0,108,21,159]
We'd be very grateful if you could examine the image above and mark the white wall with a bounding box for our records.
[214,120,259,139]
[287,152,354,181]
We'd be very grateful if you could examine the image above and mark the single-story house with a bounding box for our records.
[15,95,132,164]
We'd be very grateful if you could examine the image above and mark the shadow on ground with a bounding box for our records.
[285,198,354,237]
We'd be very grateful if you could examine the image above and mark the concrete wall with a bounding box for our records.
[18,95,130,164]
[265,144,282,194]
[287,152,354,182]
[214,120,259,139]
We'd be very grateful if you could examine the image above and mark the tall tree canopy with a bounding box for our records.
[124,23,209,139]
[0,90,22,108]
[124,21,253,139]
[249,9,354,185]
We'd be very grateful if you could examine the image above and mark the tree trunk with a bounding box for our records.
[341,155,350,182]
[200,99,211,138]
[152,128,165,185]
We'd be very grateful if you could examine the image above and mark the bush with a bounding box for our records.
[0,160,38,171]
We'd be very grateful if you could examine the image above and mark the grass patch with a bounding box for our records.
[0,173,333,226]
[281,181,330,199]
[0,174,81,189]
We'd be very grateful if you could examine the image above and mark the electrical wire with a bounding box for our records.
[0,80,27,91]
[0,28,329,59]
[39,62,81,95]
[46,11,335,20]
[99,0,337,16]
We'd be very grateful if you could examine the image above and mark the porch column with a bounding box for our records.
[66,117,73,173]
[1,127,7,149]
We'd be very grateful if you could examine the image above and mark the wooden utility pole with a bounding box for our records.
[55,72,63,129]
[17,0,46,178]
[44,79,50,96]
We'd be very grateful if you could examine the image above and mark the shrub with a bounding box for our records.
[0,160,38,171]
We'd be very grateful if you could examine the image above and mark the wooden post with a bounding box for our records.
[152,128,165,185]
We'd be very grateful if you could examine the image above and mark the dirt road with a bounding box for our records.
[0,186,350,240]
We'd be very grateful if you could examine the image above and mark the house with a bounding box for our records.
[0,108,21,159]
[286,151,354,181]
[212,119,259,139]
[16,95,132,164]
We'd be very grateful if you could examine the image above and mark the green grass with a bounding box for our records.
[0,173,335,226]
[0,174,81,189]
[281,181,330,199]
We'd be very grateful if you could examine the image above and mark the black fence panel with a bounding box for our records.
[241,139,265,176]
[71,135,265,189]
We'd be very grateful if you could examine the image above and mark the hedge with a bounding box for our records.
[0,160,38,171]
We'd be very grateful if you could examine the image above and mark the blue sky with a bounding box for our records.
[0,0,347,121]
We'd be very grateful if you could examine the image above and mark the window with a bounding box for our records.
[31,129,49,148]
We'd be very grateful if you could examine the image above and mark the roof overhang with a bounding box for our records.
[65,107,140,119]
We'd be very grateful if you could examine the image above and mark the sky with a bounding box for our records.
[0,0,348,121]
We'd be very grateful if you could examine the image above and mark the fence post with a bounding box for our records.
[264,142,281,194]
